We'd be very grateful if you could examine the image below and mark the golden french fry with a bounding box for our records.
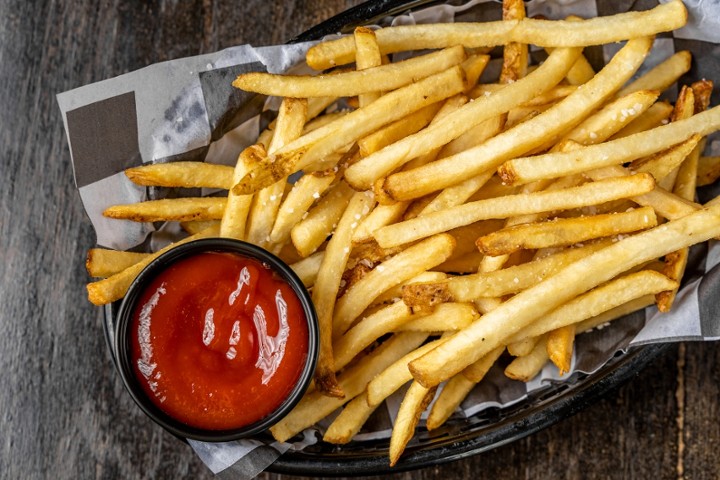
[510,269,673,347]
[125,161,233,189]
[352,202,409,244]
[234,46,466,98]
[546,325,575,375]
[86,249,150,278]
[461,346,505,383]
[499,0,528,84]
[656,83,710,311]
[389,381,437,467]
[499,104,720,186]
[610,101,673,139]
[332,233,456,338]
[575,295,655,333]
[409,204,720,388]
[343,47,583,191]
[617,51,692,97]
[220,144,264,240]
[371,272,448,307]
[313,191,374,396]
[103,197,226,222]
[697,156,720,187]
[289,251,324,288]
[291,180,355,257]
[269,331,427,442]
[358,103,442,157]
[631,134,702,183]
[354,26,383,107]
[506,337,537,357]
[305,1,686,70]
[269,171,336,247]
[425,373,475,431]
[374,174,655,248]
[427,345,504,430]
[395,302,479,332]
[475,206,657,256]
[246,97,308,247]
[334,301,415,372]
[504,336,549,382]
[323,391,378,444]
[402,241,608,310]
[382,37,653,200]
[557,89,660,147]
[180,220,219,235]
[86,225,220,305]
[365,336,439,407]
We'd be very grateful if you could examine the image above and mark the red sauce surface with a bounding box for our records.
[130,251,309,430]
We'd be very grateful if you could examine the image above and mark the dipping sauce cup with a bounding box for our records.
[114,238,318,442]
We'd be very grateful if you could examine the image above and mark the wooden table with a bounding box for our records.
[2,0,718,478]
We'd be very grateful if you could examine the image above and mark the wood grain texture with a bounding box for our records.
[0,0,718,479]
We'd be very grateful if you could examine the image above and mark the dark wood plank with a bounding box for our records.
[1,0,718,478]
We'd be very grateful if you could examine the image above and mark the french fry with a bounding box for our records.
[246,97,308,247]
[475,206,657,256]
[382,36,654,200]
[332,233,456,339]
[352,202,409,244]
[402,241,608,310]
[506,337,537,357]
[269,331,427,442]
[389,381,437,466]
[289,251,324,288]
[125,161,233,189]
[374,174,656,248]
[610,101,673,139]
[617,50,692,97]
[409,203,720,388]
[313,191,374,396]
[358,104,442,157]
[461,346,505,383]
[631,135,702,183]
[498,104,720,186]
[371,272,448,307]
[575,295,655,333]
[697,156,720,187]
[234,45,466,97]
[427,346,503,429]
[233,67,466,194]
[504,336,549,382]
[269,171,336,247]
[395,302,479,332]
[546,325,575,375]
[180,220,219,235]
[657,81,712,311]
[556,89,660,147]
[425,373,475,431]
[103,197,226,222]
[506,271,677,344]
[220,144,264,240]
[86,249,150,278]
[305,1,686,70]
[354,26,383,107]
[366,336,440,407]
[86,225,220,305]
[291,180,355,257]
[343,46,583,191]
[334,301,415,372]
[323,391,378,444]
[499,0,528,84]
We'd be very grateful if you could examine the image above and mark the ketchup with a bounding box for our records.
[129,251,309,430]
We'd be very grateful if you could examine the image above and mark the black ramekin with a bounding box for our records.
[113,237,319,442]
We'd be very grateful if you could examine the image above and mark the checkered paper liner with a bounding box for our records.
[58,0,720,477]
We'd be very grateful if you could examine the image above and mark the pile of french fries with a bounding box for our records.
[86,0,720,466]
